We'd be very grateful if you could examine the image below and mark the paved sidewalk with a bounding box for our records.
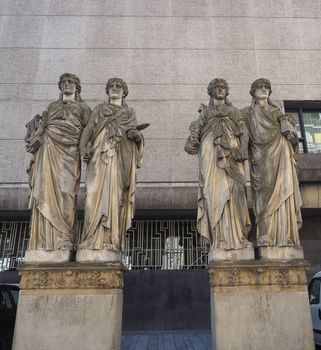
[121,330,212,350]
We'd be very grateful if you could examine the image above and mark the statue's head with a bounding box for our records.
[207,78,229,100]
[250,78,272,101]
[105,78,128,105]
[58,73,81,97]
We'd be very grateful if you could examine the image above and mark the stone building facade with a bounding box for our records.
[0,0,320,276]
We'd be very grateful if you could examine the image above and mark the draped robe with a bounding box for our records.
[186,104,251,249]
[243,104,302,247]
[28,99,91,250]
[80,103,143,251]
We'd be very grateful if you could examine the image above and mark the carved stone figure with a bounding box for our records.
[242,78,303,253]
[25,73,91,260]
[185,79,253,259]
[78,78,144,261]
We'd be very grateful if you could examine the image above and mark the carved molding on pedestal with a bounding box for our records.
[19,264,124,290]
[208,261,309,288]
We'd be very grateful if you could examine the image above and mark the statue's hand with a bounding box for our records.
[127,128,142,143]
[189,121,201,140]
[234,148,248,161]
[26,135,42,154]
[81,144,92,164]
[286,131,298,145]
[198,103,207,113]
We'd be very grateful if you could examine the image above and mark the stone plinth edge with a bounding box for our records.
[76,248,121,263]
[207,259,309,289]
[258,246,304,260]
[18,263,126,290]
[208,247,254,261]
[24,249,72,263]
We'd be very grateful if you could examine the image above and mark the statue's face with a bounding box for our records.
[254,83,270,101]
[213,83,228,100]
[108,81,124,100]
[61,77,76,96]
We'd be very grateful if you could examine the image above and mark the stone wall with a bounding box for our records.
[1,0,321,210]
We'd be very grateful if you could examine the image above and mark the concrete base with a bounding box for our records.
[24,249,72,263]
[258,246,305,260]
[76,248,121,263]
[12,263,125,350]
[208,247,254,262]
[208,260,315,350]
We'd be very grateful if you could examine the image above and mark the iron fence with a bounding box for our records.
[0,220,208,271]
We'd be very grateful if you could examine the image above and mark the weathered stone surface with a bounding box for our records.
[79,78,143,254]
[25,73,91,256]
[1,182,321,211]
[13,264,124,350]
[139,139,198,182]
[13,292,123,350]
[208,260,309,288]
[258,246,305,260]
[2,0,321,17]
[185,79,253,255]
[208,260,314,350]
[76,248,121,264]
[1,0,321,226]
[24,250,72,264]
[298,153,321,182]
[253,18,321,50]
[19,263,124,290]
[244,78,302,249]
[208,247,254,262]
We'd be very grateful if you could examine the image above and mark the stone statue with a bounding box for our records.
[242,78,303,258]
[25,73,91,262]
[77,77,144,262]
[185,78,253,260]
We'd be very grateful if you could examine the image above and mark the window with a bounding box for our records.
[285,101,321,153]
[0,287,14,310]
[309,277,321,304]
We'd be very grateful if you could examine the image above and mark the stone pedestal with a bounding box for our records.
[208,260,315,350]
[12,263,125,350]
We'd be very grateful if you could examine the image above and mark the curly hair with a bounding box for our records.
[105,77,129,98]
[58,73,81,94]
[207,78,229,98]
[250,78,272,97]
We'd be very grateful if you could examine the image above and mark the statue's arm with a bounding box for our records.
[185,106,207,155]
[127,109,143,144]
[25,114,41,143]
[82,104,92,127]
[235,108,249,161]
[278,112,299,146]
[79,108,97,162]
[185,119,202,155]
[25,104,51,153]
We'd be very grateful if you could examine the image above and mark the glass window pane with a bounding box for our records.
[309,278,321,304]
[302,111,321,153]
[0,288,13,309]
[9,288,19,305]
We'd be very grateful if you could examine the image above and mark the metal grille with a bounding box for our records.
[124,220,208,269]
[0,220,208,271]
[0,222,29,271]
